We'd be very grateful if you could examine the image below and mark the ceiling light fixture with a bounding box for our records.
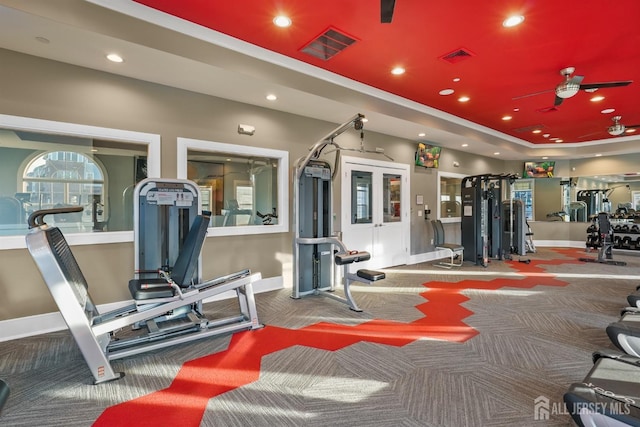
[273,15,292,28]
[513,108,520,112]
[106,53,124,63]
[601,108,615,114]
[608,116,625,136]
[502,115,512,121]
[453,77,461,82]
[543,134,550,138]
[590,96,605,102]
[532,129,542,134]
[439,88,454,95]
[493,152,500,155]
[542,156,548,160]
[266,94,277,101]
[418,132,426,137]
[503,15,524,28]
[461,143,469,147]
[391,67,405,75]
[458,96,470,103]
[626,129,637,133]
[595,154,602,157]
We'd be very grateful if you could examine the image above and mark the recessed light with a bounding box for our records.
[418,132,426,137]
[601,108,615,114]
[461,143,469,147]
[361,118,368,123]
[458,96,470,103]
[595,154,602,157]
[106,53,124,63]
[502,115,512,121]
[555,139,563,143]
[590,95,605,102]
[35,36,50,44]
[543,133,550,138]
[273,15,292,28]
[532,129,542,134]
[503,15,525,28]
[266,94,277,101]
[494,152,500,155]
[391,67,405,75]
[452,77,461,82]
[90,148,98,152]
[439,88,455,96]
[626,129,637,133]
[513,108,520,112]
[542,156,548,160]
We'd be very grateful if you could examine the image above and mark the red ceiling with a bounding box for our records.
[135,0,640,144]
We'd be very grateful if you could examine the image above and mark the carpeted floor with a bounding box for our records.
[1,247,638,426]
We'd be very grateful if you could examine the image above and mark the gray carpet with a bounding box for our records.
[1,247,638,426]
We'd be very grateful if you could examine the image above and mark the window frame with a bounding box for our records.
[437,171,466,223]
[0,114,160,250]
[177,137,289,237]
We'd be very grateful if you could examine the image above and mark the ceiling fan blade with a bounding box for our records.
[553,95,564,106]
[569,75,585,85]
[380,0,396,23]
[512,88,554,100]
[580,80,633,90]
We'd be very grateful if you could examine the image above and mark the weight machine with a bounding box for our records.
[461,173,525,266]
[26,178,262,384]
[292,114,386,311]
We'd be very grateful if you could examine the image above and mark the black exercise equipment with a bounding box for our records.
[564,349,640,427]
[579,212,627,266]
[460,173,522,267]
[0,379,9,414]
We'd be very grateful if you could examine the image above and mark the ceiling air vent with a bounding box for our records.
[439,48,475,64]
[300,28,357,61]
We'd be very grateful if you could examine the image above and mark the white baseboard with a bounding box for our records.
[0,275,283,343]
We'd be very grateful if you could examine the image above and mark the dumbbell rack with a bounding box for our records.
[585,216,640,251]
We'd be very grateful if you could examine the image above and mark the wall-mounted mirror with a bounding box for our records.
[437,171,465,223]
[0,114,160,249]
[177,137,289,237]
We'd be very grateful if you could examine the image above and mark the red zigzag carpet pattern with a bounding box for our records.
[93,248,585,426]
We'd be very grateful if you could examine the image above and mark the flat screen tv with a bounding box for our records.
[524,161,555,178]
[415,143,441,168]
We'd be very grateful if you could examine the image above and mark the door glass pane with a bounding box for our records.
[383,173,401,223]
[351,171,372,224]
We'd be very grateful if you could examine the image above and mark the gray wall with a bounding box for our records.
[0,48,549,321]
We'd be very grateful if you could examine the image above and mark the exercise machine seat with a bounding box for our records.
[129,213,210,300]
[357,269,385,281]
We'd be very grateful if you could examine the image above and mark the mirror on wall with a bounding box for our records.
[177,137,289,237]
[533,175,640,222]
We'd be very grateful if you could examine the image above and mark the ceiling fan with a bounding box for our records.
[608,115,640,136]
[513,67,633,107]
[381,0,396,23]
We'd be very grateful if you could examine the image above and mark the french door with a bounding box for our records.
[341,157,409,270]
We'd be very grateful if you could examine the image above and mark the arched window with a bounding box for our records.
[22,151,106,225]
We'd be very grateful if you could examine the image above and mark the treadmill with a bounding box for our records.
[564,349,640,427]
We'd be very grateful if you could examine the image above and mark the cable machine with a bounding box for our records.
[292,114,387,311]
[461,173,523,266]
